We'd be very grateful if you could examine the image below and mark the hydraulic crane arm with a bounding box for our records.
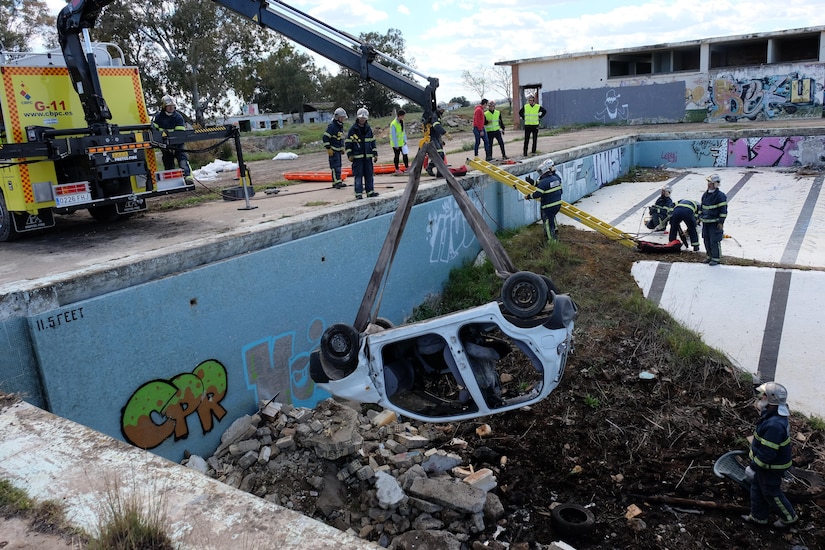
[56,0,114,127]
[215,0,439,123]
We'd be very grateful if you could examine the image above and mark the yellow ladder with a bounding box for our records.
[466,158,638,249]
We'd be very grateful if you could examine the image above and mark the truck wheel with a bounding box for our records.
[320,323,359,378]
[0,192,20,242]
[89,204,119,223]
[502,271,548,318]
[551,503,595,537]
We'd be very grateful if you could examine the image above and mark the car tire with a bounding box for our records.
[551,503,595,537]
[0,192,20,242]
[374,317,394,329]
[540,274,559,294]
[320,323,359,378]
[88,204,120,223]
[501,271,548,318]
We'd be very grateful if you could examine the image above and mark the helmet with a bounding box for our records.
[756,382,789,416]
[162,95,175,107]
[538,159,555,174]
[661,186,672,196]
[356,107,369,119]
[334,107,348,119]
[706,174,720,186]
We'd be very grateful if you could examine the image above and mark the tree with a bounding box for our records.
[1,0,55,51]
[253,42,322,115]
[461,66,490,101]
[325,28,414,117]
[92,0,275,125]
[449,96,470,107]
[491,66,513,113]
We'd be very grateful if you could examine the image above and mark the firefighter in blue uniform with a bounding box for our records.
[647,187,674,230]
[345,107,379,199]
[528,159,563,242]
[668,198,700,251]
[152,95,193,184]
[742,382,798,528]
[700,173,728,265]
[323,107,348,189]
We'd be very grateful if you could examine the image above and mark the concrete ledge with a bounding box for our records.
[0,400,377,549]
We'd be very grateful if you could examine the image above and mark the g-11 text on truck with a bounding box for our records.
[3,0,576,423]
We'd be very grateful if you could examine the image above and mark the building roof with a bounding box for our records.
[496,25,825,66]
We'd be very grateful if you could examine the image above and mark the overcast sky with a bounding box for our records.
[46,0,825,107]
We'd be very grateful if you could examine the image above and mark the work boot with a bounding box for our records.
[741,514,768,525]
[367,191,379,198]
[693,245,700,251]
[426,166,435,177]
[355,194,363,200]
[708,260,720,266]
[184,175,194,185]
[332,182,345,189]
[703,257,712,263]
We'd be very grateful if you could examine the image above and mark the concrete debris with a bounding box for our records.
[186,398,510,547]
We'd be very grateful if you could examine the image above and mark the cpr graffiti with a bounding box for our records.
[121,360,228,449]
[709,72,820,122]
[427,198,478,263]
[242,320,327,410]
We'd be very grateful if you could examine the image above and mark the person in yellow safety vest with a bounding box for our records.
[390,109,409,175]
[519,94,547,157]
[742,382,799,528]
[152,95,193,184]
[527,158,562,242]
[484,101,507,160]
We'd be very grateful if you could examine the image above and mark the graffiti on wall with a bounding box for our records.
[708,72,821,122]
[427,197,479,263]
[242,320,326,409]
[544,82,685,126]
[594,90,629,122]
[121,359,228,449]
[692,139,729,167]
[727,136,825,167]
[592,148,625,187]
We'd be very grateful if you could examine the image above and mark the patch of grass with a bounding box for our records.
[88,477,174,550]
[584,394,601,409]
[807,415,825,431]
[0,478,87,544]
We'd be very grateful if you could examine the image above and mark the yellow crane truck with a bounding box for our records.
[0,4,246,242]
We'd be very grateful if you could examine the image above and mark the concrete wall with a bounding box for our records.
[3,129,823,464]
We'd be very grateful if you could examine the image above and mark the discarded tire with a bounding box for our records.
[551,503,596,537]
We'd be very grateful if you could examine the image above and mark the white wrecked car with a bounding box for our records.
[310,271,577,423]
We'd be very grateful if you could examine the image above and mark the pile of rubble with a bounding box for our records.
[183,398,518,549]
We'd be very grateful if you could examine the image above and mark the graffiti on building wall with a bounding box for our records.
[692,139,729,167]
[708,72,821,122]
[242,320,326,409]
[427,198,478,263]
[727,136,825,167]
[121,359,228,449]
[595,90,629,122]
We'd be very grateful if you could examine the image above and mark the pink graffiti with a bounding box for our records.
[660,151,678,163]
[728,137,801,167]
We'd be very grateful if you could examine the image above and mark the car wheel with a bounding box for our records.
[374,317,394,329]
[551,503,595,537]
[88,204,120,223]
[501,271,548,318]
[540,274,559,294]
[0,192,20,242]
[320,323,359,377]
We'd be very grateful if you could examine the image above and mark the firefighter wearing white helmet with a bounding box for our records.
[699,173,728,265]
[323,107,349,189]
[646,186,674,230]
[346,107,379,199]
[742,382,798,528]
[528,158,563,242]
[152,94,193,183]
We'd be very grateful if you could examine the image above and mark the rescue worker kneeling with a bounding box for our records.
[647,187,674,230]
[668,198,701,251]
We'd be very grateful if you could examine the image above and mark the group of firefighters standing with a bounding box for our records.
[648,175,729,264]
